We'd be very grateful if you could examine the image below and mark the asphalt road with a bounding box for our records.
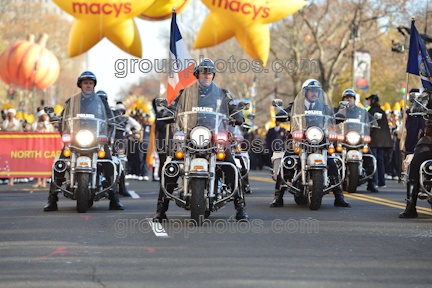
[1,170,431,288]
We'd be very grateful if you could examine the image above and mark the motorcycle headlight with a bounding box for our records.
[305,127,324,144]
[76,130,94,147]
[190,126,211,148]
[346,131,361,145]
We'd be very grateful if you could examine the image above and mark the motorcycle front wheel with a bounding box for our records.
[76,173,90,213]
[308,170,324,210]
[346,162,359,193]
[190,178,206,225]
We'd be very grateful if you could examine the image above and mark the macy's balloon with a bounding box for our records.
[139,0,192,21]
[0,34,60,90]
[52,0,158,57]
[194,0,306,66]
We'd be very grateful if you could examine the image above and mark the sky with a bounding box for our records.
[87,19,168,107]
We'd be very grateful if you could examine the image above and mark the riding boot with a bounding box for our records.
[109,182,124,210]
[399,183,418,218]
[118,172,131,197]
[44,179,62,211]
[153,188,169,222]
[234,195,248,221]
[270,189,284,207]
[366,179,379,193]
[333,186,351,207]
[44,193,58,211]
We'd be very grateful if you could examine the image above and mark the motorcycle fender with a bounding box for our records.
[190,158,209,172]
[307,153,326,167]
[347,150,362,161]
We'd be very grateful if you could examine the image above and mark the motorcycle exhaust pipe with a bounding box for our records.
[164,163,180,178]
[54,159,67,173]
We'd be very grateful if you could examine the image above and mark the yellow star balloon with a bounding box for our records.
[53,0,157,57]
[139,0,192,21]
[194,0,307,66]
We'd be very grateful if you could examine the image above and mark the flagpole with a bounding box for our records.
[166,7,176,156]
[399,15,415,184]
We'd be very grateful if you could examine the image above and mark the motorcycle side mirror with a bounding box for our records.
[237,101,250,110]
[339,101,349,108]
[155,97,168,108]
[334,113,346,124]
[247,113,255,120]
[374,112,382,120]
[272,99,283,107]
[44,106,54,114]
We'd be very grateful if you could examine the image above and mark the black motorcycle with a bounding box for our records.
[45,96,123,213]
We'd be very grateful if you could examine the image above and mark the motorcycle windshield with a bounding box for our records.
[174,80,229,135]
[62,93,108,144]
[335,106,371,137]
[291,89,334,135]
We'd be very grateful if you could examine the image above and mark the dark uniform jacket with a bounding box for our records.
[368,105,393,148]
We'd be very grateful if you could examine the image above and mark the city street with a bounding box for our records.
[0,170,431,288]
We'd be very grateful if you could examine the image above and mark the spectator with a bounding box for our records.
[366,94,393,189]
[32,107,54,188]
[265,121,286,168]
[2,108,23,186]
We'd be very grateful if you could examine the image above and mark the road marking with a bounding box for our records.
[250,176,432,216]
[128,190,140,199]
[147,219,169,238]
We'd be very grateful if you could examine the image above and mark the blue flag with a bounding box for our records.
[406,20,432,89]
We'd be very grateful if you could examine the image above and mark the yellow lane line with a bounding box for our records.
[249,176,432,216]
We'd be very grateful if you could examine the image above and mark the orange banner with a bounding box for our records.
[0,132,63,178]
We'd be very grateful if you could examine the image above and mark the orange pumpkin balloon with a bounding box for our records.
[305,35,311,42]
[0,34,60,90]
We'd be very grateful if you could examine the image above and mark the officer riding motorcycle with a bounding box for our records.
[43,71,124,212]
[334,89,377,193]
[400,88,432,218]
[270,79,350,210]
[153,59,248,223]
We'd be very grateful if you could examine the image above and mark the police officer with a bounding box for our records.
[270,79,350,208]
[44,71,124,211]
[153,59,248,221]
[400,91,432,218]
[336,89,378,193]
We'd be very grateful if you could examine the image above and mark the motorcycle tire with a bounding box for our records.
[190,178,206,225]
[346,162,359,193]
[308,170,324,210]
[76,173,90,213]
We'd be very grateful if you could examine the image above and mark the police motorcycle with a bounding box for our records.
[333,102,378,193]
[271,89,345,210]
[230,113,255,194]
[402,90,432,209]
[44,96,124,213]
[156,82,250,224]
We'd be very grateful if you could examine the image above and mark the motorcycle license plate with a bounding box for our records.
[77,156,91,168]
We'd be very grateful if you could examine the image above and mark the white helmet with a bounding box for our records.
[301,79,320,90]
